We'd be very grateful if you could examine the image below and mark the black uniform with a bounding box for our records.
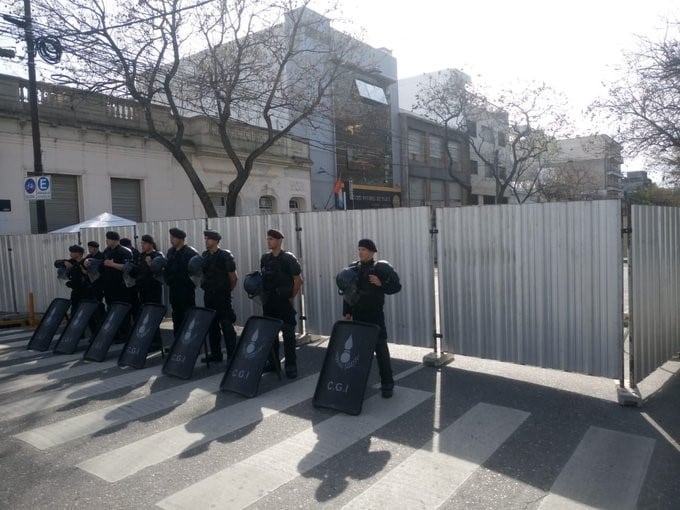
[136,250,164,305]
[126,246,143,321]
[100,244,133,306]
[100,244,133,340]
[260,250,302,370]
[165,244,199,337]
[65,258,95,311]
[201,248,237,361]
[84,250,106,331]
[342,259,401,391]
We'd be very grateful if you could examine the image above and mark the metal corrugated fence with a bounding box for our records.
[630,205,680,383]
[7,233,76,312]
[299,207,434,347]
[0,235,14,312]
[437,201,622,377]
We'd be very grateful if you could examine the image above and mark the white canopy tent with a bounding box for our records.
[50,212,137,233]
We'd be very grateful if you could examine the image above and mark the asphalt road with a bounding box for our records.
[0,326,678,509]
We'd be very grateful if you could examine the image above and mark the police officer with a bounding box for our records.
[91,231,133,307]
[120,238,142,321]
[164,228,199,338]
[83,240,106,329]
[61,245,94,311]
[260,228,303,378]
[136,234,164,305]
[342,239,401,398]
[135,234,164,350]
[201,229,238,362]
[94,231,133,340]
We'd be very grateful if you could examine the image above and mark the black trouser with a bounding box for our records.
[204,290,237,360]
[263,298,297,367]
[351,308,394,388]
[169,286,195,338]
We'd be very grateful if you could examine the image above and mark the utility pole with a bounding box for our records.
[5,1,48,232]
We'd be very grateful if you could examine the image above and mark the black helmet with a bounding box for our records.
[336,266,358,293]
[54,259,67,269]
[336,266,359,304]
[187,254,205,277]
[243,271,264,299]
[150,254,167,274]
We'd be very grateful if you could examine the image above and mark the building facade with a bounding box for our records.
[0,74,311,235]
[549,135,624,200]
[285,9,402,210]
[399,111,469,207]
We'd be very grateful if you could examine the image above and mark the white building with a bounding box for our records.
[548,135,624,200]
[0,74,311,235]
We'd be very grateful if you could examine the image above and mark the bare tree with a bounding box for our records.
[592,21,680,184]
[538,160,602,202]
[32,0,363,216]
[181,0,363,215]
[413,69,475,199]
[33,0,219,216]
[415,72,570,204]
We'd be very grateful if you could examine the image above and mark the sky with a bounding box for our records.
[2,0,679,174]
[323,0,680,175]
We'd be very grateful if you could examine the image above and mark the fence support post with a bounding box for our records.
[617,202,641,406]
[423,207,454,367]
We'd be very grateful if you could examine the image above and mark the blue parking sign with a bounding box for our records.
[37,176,50,191]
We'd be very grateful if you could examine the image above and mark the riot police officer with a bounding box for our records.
[95,231,133,308]
[60,245,94,311]
[260,229,303,378]
[342,239,401,398]
[120,238,142,321]
[164,228,199,338]
[136,234,164,305]
[201,229,238,362]
[92,231,133,340]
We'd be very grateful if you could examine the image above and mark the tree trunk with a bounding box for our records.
[171,148,218,218]
[224,171,249,217]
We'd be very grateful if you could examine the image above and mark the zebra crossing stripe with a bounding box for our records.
[538,426,655,509]
[0,346,123,377]
[78,374,320,482]
[15,373,222,450]
[0,331,34,342]
[0,335,62,357]
[0,366,159,422]
[156,386,433,510]
[0,356,150,396]
[342,402,530,509]
[0,328,24,337]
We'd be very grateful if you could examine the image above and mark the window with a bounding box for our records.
[466,120,477,137]
[354,79,388,105]
[408,130,425,162]
[498,131,507,147]
[111,178,142,221]
[470,160,478,175]
[484,163,494,178]
[498,165,507,179]
[211,195,226,216]
[30,174,80,233]
[447,141,461,172]
[289,198,305,211]
[409,177,426,206]
[430,180,445,207]
[259,195,274,213]
[480,126,494,145]
[428,135,444,165]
